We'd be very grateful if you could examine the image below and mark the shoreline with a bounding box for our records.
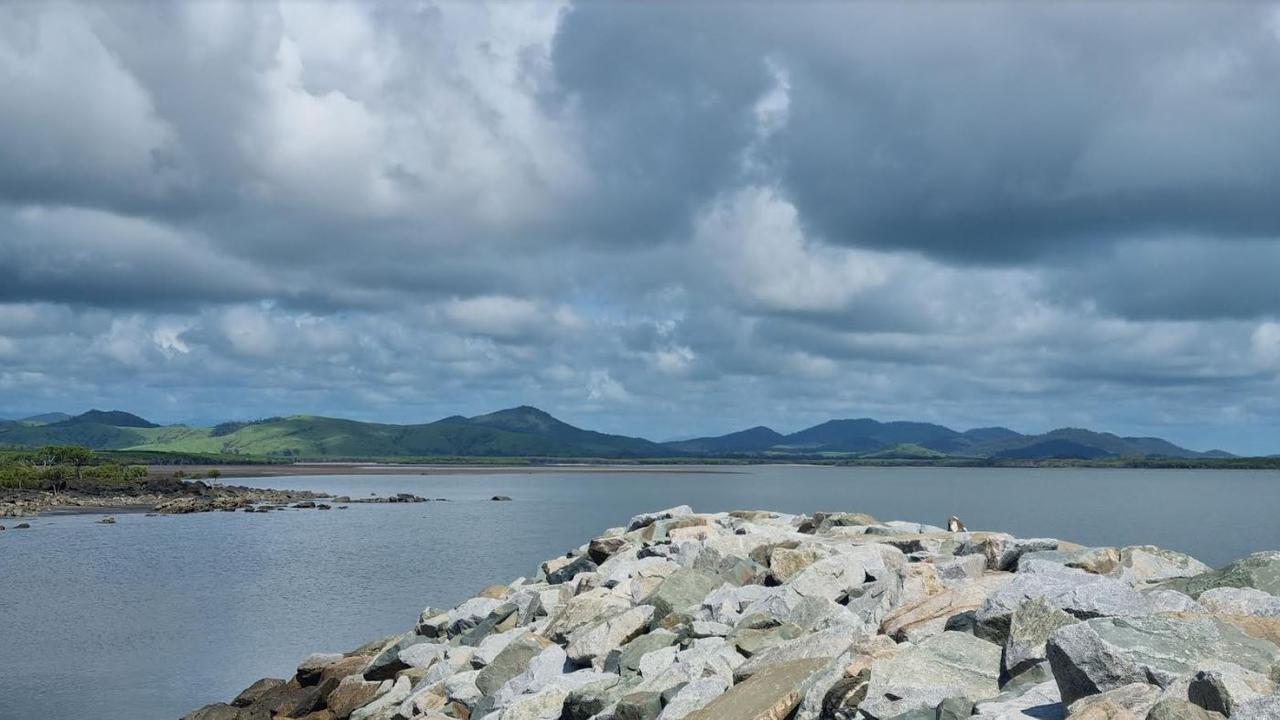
[183,506,1280,720]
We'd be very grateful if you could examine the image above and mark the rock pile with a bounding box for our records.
[184,506,1280,720]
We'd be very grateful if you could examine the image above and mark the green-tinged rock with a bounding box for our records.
[642,569,724,621]
[475,634,545,695]
[614,690,663,720]
[1046,615,1280,706]
[1146,698,1226,720]
[611,629,679,677]
[936,696,975,719]
[1067,682,1161,719]
[684,657,833,720]
[1003,596,1076,681]
[1159,551,1280,598]
[859,631,1002,718]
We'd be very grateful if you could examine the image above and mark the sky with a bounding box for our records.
[1,2,1280,453]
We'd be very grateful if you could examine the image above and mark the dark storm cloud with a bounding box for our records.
[554,2,1280,261]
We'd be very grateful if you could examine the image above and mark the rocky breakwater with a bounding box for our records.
[184,507,1280,720]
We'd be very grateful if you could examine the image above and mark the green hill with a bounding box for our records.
[0,405,1241,461]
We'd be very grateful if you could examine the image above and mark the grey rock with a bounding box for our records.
[1158,551,1280,598]
[1066,682,1161,718]
[614,690,663,720]
[642,569,724,621]
[976,564,1153,642]
[547,555,599,585]
[860,631,1002,718]
[1198,587,1280,617]
[936,696,976,720]
[1002,596,1076,681]
[970,679,1063,720]
[734,626,857,681]
[1045,615,1280,706]
[684,657,833,720]
[475,634,546,695]
[657,676,728,720]
[1146,697,1226,720]
[566,604,655,666]
[611,629,680,677]
[1230,693,1280,720]
[1118,545,1213,586]
[628,505,693,532]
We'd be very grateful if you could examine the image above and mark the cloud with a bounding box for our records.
[0,1,1278,453]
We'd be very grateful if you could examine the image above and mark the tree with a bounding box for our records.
[35,445,94,494]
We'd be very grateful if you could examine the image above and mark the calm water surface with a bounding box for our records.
[2,465,1278,719]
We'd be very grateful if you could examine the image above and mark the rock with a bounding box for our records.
[642,569,724,621]
[657,676,729,719]
[563,676,625,720]
[734,627,858,681]
[859,631,1002,718]
[547,555,598,585]
[769,547,820,582]
[249,682,325,718]
[1198,587,1280,617]
[398,641,446,669]
[1159,551,1280,598]
[882,574,1012,642]
[1118,546,1212,586]
[628,505,693,531]
[326,676,384,719]
[296,653,345,686]
[589,536,628,564]
[959,533,1059,571]
[491,495,513,501]
[615,690,664,720]
[1019,546,1121,576]
[684,657,833,720]
[1145,697,1226,720]
[976,564,1153,642]
[1067,683,1161,719]
[566,604,655,666]
[98,515,116,524]
[1002,597,1077,681]
[475,634,546,695]
[231,677,286,707]
[936,696,976,720]
[181,704,242,720]
[349,674,411,720]
[1231,694,1280,720]
[1045,615,1280,706]
[363,635,429,681]
[15,522,30,529]
[611,629,680,676]
[969,679,1062,720]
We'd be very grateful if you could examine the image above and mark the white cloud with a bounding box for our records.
[694,185,891,312]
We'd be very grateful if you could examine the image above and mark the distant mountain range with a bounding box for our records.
[0,406,1239,461]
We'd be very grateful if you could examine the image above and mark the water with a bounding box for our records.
[1,465,1278,719]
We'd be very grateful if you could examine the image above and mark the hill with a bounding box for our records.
[666,426,784,454]
[0,405,1239,461]
[19,412,73,425]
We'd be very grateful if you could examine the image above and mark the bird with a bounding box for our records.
[947,515,967,533]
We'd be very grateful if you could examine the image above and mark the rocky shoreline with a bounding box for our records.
[0,480,320,518]
[184,506,1280,720]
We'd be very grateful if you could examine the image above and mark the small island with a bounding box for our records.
[184,506,1280,720]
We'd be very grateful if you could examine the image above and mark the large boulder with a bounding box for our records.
[566,605,655,666]
[976,564,1153,642]
[683,657,834,720]
[1002,596,1077,681]
[642,569,724,621]
[1045,615,1280,706]
[1159,552,1280,599]
[858,631,1002,718]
